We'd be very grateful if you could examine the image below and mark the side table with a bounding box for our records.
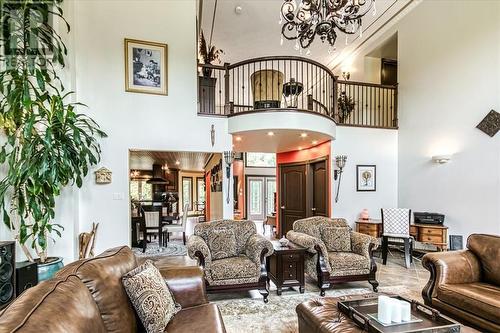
[266,240,306,295]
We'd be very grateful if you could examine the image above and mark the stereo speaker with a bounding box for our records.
[0,241,15,310]
[16,261,38,296]
[449,235,463,251]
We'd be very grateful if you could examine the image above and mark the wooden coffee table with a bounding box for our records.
[266,240,306,295]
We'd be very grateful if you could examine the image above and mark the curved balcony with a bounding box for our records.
[198,56,398,129]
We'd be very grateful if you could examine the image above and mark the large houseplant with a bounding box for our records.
[0,1,106,277]
[198,29,223,77]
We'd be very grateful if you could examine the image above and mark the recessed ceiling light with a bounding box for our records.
[235,136,242,141]
[312,140,318,145]
[175,160,180,165]
[267,131,274,136]
[300,133,308,138]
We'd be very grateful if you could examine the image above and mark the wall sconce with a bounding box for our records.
[224,151,235,204]
[432,155,452,164]
[334,155,347,203]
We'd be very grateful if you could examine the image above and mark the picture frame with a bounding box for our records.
[356,165,376,191]
[124,38,168,95]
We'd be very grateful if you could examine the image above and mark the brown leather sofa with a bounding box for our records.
[422,234,500,332]
[0,246,226,333]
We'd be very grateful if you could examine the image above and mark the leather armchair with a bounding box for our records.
[286,216,378,296]
[422,234,500,332]
[188,220,273,302]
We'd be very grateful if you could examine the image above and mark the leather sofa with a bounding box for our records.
[0,246,226,333]
[422,234,500,332]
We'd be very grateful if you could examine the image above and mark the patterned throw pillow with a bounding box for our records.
[208,229,238,260]
[321,227,352,252]
[122,260,181,333]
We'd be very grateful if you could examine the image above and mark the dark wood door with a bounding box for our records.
[280,164,307,236]
[311,160,328,217]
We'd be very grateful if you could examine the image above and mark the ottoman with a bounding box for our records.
[296,297,363,333]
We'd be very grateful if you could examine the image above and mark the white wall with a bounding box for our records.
[70,0,231,257]
[397,0,500,239]
[332,127,399,227]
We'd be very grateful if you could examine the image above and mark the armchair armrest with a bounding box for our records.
[287,230,331,273]
[421,250,481,305]
[157,266,208,308]
[245,234,274,264]
[187,235,212,268]
[351,231,378,258]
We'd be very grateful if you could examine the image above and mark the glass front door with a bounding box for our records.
[247,176,276,221]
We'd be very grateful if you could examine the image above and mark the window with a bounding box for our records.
[182,177,193,211]
[130,180,152,201]
[196,177,205,204]
[245,153,276,168]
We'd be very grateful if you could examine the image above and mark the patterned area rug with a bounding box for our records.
[212,283,409,333]
[132,241,187,257]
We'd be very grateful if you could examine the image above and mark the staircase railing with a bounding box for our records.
[198,56,398,129]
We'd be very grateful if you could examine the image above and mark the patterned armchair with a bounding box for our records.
[187,220,274,302]
[286,216,378,296]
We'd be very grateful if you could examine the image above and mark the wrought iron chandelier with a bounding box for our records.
[280,0,376,52]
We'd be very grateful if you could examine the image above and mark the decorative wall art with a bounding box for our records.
[95,167,112,184]
[210,159,223,192]
[476,110,500,137]
[124,38,168,95]
[356,165,376,192]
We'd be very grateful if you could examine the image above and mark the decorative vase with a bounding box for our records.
[202,67,213,78]
[360,209,370,220]
[37,257,64,282]
[250,69,284,109]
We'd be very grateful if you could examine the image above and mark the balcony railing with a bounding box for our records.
[198,56,398,129]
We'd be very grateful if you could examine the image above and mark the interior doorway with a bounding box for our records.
[246,176,276,222]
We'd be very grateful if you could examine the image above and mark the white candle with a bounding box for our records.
[377,296,392,324]
[400,301,411,322]
[391,299,402,323]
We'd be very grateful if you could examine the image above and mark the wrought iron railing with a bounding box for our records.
[198,56,398,129]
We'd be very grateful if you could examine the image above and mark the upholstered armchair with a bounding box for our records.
[187,220,274,302]
[286,216,378,296]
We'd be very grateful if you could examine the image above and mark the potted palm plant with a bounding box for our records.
[0,1,107,280]
[198,30,224,77]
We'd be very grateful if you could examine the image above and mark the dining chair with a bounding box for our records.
[162,204,189,246]
[381,208,413,268]
[141,205,162,247]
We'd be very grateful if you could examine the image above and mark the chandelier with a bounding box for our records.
[280,0,376,51]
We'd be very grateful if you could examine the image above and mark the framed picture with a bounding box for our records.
[356,165,376,191]
[124,38,168,95]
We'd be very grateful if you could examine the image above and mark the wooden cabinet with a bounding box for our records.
[266,241,306,295]
[356,220,449,251]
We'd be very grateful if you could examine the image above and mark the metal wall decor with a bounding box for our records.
[476,110,500,137]
[95,167,112,184]
[280,0,376,51]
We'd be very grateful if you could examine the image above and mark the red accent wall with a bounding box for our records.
[205,171,211,221]
[276,141,332,235]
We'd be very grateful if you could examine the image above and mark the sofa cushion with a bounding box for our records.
[166,304,226,333]
[55,246,138,333]
[194,220,256,255]
[322,227,351,252]
[123,260,181,333]
[293,217,349,239]
[208,229,238,260]
[328,252,370,277]
[0,275,106,333]
[437,282,500,324]
[210,256,257,281]
[467,234,500,286]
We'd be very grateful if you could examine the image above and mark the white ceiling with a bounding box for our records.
[232,129,331,153]
[200,0,400,68]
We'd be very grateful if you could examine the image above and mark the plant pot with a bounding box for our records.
[36,257,64,282]
[202,67,213,78]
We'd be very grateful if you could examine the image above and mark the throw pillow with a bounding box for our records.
[122,260,181,333]
[322,227,352,252]
[208,229,238,260]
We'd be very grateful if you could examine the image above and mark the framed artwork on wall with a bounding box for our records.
[356,165,376,192]
[124,38,168,95]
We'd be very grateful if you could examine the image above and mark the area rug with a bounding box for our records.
[213,284,409,333]
[132,241,187,257]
